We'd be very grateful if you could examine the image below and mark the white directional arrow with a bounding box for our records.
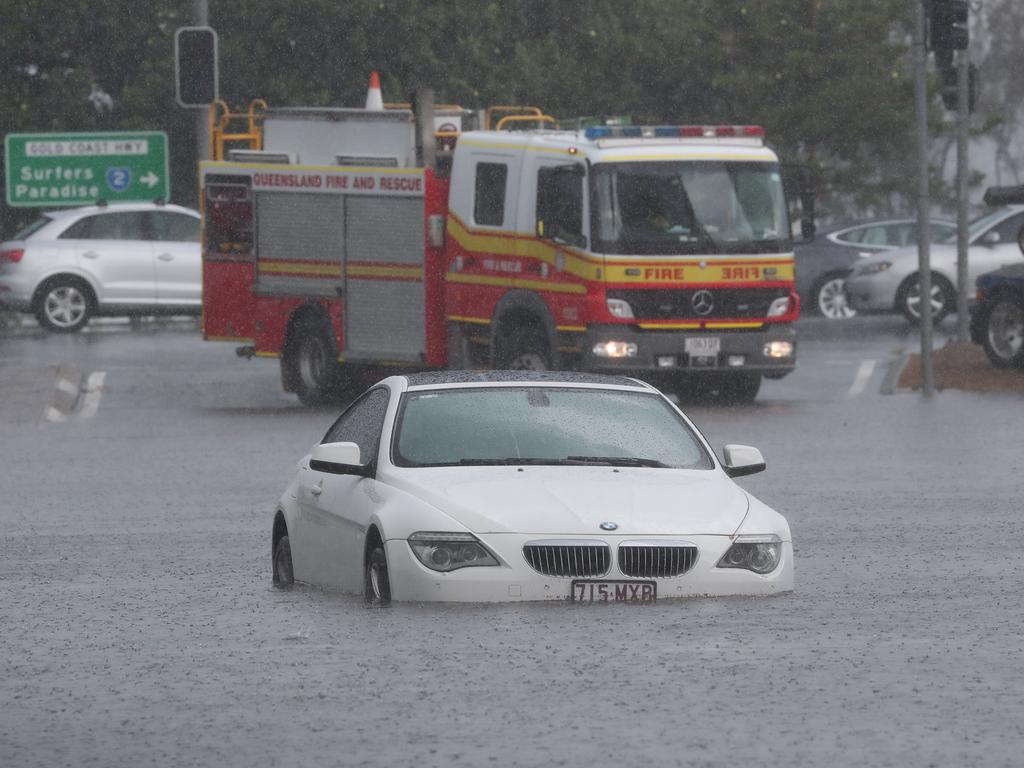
[140,171,160,189]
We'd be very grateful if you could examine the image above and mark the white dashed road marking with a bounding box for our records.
[77,372,107,420]
[847,360,877,399]
[43,368,107,422]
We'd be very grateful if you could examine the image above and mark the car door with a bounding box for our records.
[294,387,391,591]
[148,210,201,305]
[970,212,1024,285]
[59,211,154,304]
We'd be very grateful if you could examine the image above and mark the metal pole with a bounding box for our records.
[914,0,935,397]
[955,49,970,343]
[193,0,211,164]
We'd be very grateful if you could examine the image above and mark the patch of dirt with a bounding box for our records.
[898,341,1024,393]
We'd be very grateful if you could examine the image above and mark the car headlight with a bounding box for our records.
[854,261,892,276]
[408,532,499,572]
[716,534,782,574]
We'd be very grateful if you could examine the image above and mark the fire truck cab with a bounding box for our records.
[200,92,812,404]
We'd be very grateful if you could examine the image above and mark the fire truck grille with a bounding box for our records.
[608,288,790,320]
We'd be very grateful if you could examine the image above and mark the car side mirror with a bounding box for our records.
[981,230,1001,246]
[721,444,766,478]
[310,441,368,476]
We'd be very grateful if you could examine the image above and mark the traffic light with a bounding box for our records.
[175,27,219,108]
[929,0,969,53]
[939,62,977,113]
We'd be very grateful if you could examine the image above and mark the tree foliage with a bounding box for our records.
[0,0,1003,235]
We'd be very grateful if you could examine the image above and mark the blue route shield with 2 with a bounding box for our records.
[106,168,132,192]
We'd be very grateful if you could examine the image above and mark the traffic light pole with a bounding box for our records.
[193,0,211,163]
[915,0,936,397]
[955,49,970,343]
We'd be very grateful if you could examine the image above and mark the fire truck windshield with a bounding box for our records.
[589,161,790,255]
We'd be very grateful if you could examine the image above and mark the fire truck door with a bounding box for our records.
[342,195,426,361]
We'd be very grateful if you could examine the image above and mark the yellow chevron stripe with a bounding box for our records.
[448,315,492,325]
[704,322,766,329]
[259,261,340,277]
[346,264,423,280]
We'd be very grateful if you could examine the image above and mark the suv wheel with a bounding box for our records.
[35,278,94,333]
[982,296,1024,368]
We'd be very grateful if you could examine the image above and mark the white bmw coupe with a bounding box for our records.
[271,372,794,602]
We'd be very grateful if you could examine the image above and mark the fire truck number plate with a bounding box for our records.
[684,337,720,368]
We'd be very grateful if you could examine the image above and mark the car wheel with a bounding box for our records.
[287,327,341,406]
[898,273,954,324]
[813,274,857,319]
[498,327,550,371]
[982,296,1024,369]
[365,545,391,604]
[34,278,94,333]
[273,534,294,587]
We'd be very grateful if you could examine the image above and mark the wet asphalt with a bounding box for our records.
[1,315,1022,767]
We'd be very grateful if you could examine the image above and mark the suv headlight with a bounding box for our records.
[716,534,782,574]
[855,261,892,276]
[408,532,499,572]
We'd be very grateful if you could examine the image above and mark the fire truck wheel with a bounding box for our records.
[289,330,341,406]
[498,327,550,371]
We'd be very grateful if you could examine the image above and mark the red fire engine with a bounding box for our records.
[201,78,814,404]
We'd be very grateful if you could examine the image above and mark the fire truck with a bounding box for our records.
[200,81,814,404]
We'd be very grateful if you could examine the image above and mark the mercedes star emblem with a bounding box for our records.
[599,522,618,531]
[692,289,715,316]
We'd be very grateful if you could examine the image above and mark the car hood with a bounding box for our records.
[386,465,748,536]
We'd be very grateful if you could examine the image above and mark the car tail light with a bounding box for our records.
[0,248,24,263]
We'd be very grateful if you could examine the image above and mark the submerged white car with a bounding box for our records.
[271,372,794,602]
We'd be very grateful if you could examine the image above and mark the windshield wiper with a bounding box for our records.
[565,455,669,468]
[457,457,572,466]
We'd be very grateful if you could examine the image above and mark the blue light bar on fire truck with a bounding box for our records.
[584,125,766,140]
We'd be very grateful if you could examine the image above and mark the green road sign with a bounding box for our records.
[4,131,169,207]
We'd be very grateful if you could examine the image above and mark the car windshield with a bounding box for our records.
[936,209,1015,244]
[393,386,714,469]
[11,215,53,240]
[590,161,790,255]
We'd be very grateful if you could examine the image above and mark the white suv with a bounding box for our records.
[0,202,200,332]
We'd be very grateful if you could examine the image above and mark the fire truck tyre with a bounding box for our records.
[812,273,856,319]
[499,326,550,370]
[982,297,1024,369]
[273,535,294,588]
[721,373,762,404]
[897,272,954,324]
[365,545,391,605]
[34,276,94,333]
[290,330,341,406]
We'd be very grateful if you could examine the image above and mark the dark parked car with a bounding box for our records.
[971,188,1024,369]
[795,218,955,319]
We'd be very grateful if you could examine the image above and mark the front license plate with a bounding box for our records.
[571,581,657,602]
[684,336,720,355]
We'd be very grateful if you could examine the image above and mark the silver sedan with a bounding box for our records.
[845,206,1024,323]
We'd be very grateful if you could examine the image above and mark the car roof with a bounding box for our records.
[40,202,199,221]
[400,370,654,391]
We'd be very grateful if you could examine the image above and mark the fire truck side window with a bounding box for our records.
[473,162,508,226]
[537,165,584,244]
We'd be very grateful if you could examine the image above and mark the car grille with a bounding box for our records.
[608,288,789,320]
[618,544,698,578]
[523,542,610,577]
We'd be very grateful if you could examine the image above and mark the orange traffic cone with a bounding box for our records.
[365,71,384,110]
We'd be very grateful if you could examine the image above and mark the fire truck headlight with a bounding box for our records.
[763,341,794,359]
[766,296,790,318]
[606,298,635,319]
[592,341,638,358]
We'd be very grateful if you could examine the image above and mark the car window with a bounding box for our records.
[148,211,200,242]
[886,223,913,247]
[834,227,866,244]
[857,225,890,246]
[321,388,390,465]
[59,212,149,241]
[990,212,1024,245]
